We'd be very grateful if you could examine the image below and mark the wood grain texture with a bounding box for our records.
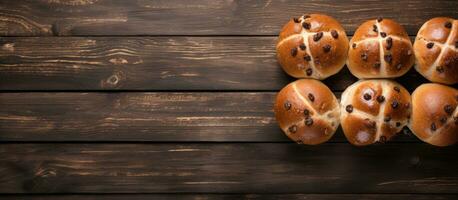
[0,92,420,142]
[1,194,457,200]
[0,0,457,36]
[1,0,457,197]
[0,37,430,91]
[0,143,457,193]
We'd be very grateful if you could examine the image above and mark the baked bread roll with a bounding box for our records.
[276,14,349,80]
[340,80,411,146]
[413,17,457,84]
[347,18,414,78]
[409,83,458,146]
[274,79,340,145]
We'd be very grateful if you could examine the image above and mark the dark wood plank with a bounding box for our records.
[0,37,429,91]
[0,0,456,36]
[1,194,457,200]
[0,92,419,142]
[0,143,457,193]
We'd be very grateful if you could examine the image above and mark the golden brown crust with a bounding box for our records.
[413,38,441,72]
[414,17,458,84]
[378,19,409,38]
[417,17,453,43]
[340,80,411,146]
[274,79,340,145]
[341,115,377,146]
[276,14,349,80]
[352,20,379,40]
[347,40,381,77]
[278,20,303,41]
[351,80,382,116]
[348,18,414,78]
[383,85,411,121]
[409,83,458,146]
[276,35,310,77]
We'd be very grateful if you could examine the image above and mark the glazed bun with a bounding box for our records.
[409,84,458,146]
[348,18,414,78]
[274,79,340,145]
[276,14,349,80]
[413,17,458,84]
[340,80,411,146]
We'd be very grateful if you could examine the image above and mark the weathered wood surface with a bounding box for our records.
[0,143,457,193]
[0,0,457,36]
[0,92,420,142]
[1,194,457,200]
[0,37,429,91]
[1,0,457,197]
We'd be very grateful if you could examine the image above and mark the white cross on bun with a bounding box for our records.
[413,17,458,85]
[274,79,340,145]
[276,14,349,80]
[340,80,411,146]
[347,18,415,78]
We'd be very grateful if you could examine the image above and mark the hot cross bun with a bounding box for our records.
[409,83,458,146]
[340,80,411,146]
[347,18,415,78]
[274,79,340,145]
[414,17,458,84]
[276,14,349,80]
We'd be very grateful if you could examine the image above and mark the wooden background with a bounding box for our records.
[0,0,457,199]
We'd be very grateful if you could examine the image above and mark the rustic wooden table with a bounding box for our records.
[0,0,457,199]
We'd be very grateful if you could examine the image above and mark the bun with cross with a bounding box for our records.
[274,79,340,145]
[347,18,415,78]
[409,83,458,146]
[413,17,457,84]
[340,80,411,146]
[276,14,349,80]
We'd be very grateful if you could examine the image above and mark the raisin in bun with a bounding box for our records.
[276,14,349,80]
[413,17,458,85]
[340,80,411,146]
[409,83,458,146]
[274,79,340,145]
[347,18,414,78]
